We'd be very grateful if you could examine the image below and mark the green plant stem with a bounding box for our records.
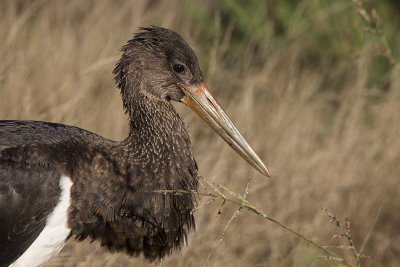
[350,0,400,77]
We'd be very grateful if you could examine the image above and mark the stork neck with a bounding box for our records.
[124,92,192,164]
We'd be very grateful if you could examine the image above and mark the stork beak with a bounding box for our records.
[179,82,270,178]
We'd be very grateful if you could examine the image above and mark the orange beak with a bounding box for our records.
[179,82,270,177]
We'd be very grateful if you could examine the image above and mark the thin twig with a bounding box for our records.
[157,178,366,267]
[199,178,347,264]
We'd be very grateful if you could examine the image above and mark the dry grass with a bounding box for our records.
[1,0,399,266]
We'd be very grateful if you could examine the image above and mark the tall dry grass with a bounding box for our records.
[1,0,399,266]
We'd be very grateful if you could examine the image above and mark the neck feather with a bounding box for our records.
[123,92,198,188]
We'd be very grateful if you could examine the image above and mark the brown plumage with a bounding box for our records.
[0,26,269,265]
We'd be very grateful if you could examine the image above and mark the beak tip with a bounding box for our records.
[264,168,272,178]
[258,162,271,178]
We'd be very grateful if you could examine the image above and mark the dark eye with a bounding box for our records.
[172,64,185,74]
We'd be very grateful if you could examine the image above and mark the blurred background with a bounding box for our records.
[1,0,399,266]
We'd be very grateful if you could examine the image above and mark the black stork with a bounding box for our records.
[0,26,270,266]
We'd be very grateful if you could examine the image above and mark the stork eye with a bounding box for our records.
[172,64,185,74]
